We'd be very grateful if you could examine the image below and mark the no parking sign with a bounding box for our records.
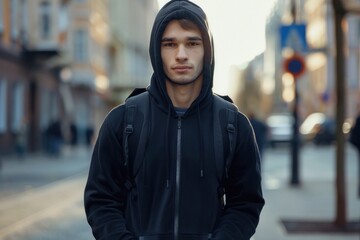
[283,54,305,78]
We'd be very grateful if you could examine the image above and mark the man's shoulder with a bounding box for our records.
[213,94,249,123]
[125,88,148,102]
[104,104,126,123]
[213,94,238,111]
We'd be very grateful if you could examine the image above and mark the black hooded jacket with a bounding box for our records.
[84,1,264,239]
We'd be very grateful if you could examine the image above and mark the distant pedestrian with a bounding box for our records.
[350,114,360,152]
[349,105,360,198]
[46,120,63,156]
[70,122,78,146]
[249,112,268,158]
[85,125,94,147]
[15,116,28,159]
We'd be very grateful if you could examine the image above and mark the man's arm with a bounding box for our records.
[84,107,136,240]
[212,113,265,240]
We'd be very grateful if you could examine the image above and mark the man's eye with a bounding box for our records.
[162,42,175,47]
[188,42,200,47]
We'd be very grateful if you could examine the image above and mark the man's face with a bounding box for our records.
[161,20,204,85]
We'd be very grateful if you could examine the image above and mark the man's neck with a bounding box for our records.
[166,80,202,108]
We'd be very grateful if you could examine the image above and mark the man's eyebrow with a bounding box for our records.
[161,37,175,42]
[161,36,202,42]
[188,36,202,41]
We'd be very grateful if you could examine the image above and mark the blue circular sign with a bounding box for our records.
[284,54,305,78]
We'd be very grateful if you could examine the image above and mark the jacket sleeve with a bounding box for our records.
[84,107,136,240]
[212,113,265,240]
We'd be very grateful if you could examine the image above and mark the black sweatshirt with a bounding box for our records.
[84,1,264,239]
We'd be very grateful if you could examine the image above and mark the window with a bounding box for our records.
[40,90,50,130]
[58,4,69,33]
[74,29,88,61]
[11,82,24,132]
[0,80,7,133]
[18,0,28,43]
[10,0,18,40]
[0,0,4,34]
[40,1,51,39]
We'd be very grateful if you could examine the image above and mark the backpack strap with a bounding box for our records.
[123,105,136,167]
[123,91,150,191]
[213,95,238,198]
[225,107,237,179]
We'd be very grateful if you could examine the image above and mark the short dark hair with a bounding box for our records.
[178,19,199,31]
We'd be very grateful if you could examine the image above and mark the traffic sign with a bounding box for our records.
[280,24,307,52]
[283,54,305,78]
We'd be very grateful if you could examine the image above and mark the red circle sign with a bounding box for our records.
[283,54,305,78]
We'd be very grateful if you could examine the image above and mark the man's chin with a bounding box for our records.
[167,77,197,86]
[166,72,202,86]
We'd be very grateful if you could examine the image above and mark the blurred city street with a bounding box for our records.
[0,0,360,239]
[0,144,359,240]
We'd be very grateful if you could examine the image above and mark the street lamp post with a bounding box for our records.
[290,0,300,186]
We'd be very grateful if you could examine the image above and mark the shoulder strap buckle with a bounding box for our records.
[125,124,134,134]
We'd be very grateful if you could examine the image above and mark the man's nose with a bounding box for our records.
[176,45,188,61]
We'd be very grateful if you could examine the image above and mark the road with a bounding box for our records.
[0,144,359,240]
[0,146,94,240]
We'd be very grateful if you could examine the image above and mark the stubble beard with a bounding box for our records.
[166,72,203,86]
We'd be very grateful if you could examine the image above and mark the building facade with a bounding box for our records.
[107,0,158,104]
[0,0,161,155]
[66,0,111,145]
[0,0,71,154]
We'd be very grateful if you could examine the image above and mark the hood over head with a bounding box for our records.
[148,0,215,114]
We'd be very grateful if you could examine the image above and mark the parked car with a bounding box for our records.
[313,118,336,145]
[300,112,336,145]
[300,112,356,145]
[266,113,293,148]
[299,112,326,143]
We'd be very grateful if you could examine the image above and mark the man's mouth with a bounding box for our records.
[172,66,192,73]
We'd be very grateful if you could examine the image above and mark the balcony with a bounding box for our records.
[21,40,60,64]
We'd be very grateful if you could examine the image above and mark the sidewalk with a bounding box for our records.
[0,145,91,199]
[0,145,92,239]
[253,144,360,240]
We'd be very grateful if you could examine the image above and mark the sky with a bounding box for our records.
[157,0,277,95]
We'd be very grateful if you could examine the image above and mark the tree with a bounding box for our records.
[332,0,360,228]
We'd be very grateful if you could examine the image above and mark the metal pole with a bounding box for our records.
[332,0,347,227]
[290,0,300,186]
[290,79,300,185]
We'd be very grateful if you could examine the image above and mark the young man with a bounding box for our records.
[84,1,264,239]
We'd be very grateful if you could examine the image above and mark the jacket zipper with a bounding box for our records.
[174,117,182,240]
